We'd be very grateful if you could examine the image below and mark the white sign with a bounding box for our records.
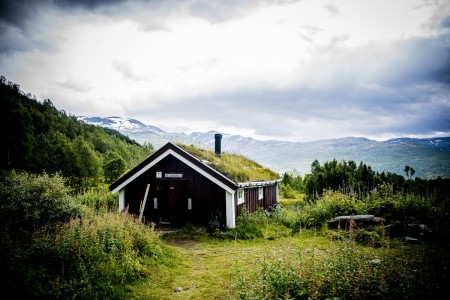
[165,173,183,178]
[156,172,162,178]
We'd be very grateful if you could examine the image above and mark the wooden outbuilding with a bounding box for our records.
[109,136,280,228]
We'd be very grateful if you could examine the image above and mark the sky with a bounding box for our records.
[1,0,449,142]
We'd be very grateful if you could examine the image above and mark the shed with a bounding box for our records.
[109,137,280,228]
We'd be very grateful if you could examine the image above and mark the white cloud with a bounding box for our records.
[1,0,449,142]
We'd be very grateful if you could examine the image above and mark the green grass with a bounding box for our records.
[126,232,335,299]
[177,143,280,182]
[123,224,449,299]
[279,195,305,207]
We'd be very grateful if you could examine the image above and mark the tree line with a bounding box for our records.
[282,159,450,204]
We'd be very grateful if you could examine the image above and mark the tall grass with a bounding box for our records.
[232,226,449,299]
[231,186,450,299]
[0,172,174,299]
[29,212,171,299]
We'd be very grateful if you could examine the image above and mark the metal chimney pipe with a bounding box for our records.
[214,133,222,156]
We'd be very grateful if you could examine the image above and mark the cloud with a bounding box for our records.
[1,0,449,142]
[57,77,93,93]
[323,2,340,17]
[54,0,127,10]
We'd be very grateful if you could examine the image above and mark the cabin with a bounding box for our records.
[109,134,280,228]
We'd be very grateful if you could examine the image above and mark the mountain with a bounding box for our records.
[78,116,450,179]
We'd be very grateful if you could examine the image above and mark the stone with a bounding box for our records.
[369,259,382,265]
[404,236,420,244]
[174,287,183,293]
[327,215,385,229]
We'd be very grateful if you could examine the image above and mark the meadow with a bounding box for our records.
[1,172,448,299]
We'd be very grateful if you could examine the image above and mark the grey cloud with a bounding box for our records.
[0,23,29,53]
[188,0,301,23]
[323,2,340,18]
[112,61,143,81]
[0,1,49,54]
[54,0,127,10]
[57,77,93,93]
[189,0,256,23]
[440,15,450,28]
[0,0,45,28]
[377,34,450,87]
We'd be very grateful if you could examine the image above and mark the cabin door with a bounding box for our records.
[160,180,186,226]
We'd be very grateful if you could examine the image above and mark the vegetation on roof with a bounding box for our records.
[177,143,280,183]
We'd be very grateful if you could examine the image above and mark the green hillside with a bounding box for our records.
[0,76,153,191]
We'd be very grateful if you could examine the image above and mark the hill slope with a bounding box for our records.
[0,78,153,190]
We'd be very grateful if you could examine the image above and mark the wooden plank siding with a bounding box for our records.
[123,154,226,227]
[235,184,278,218]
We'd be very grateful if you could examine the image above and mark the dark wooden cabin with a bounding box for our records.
[109,136,280,228]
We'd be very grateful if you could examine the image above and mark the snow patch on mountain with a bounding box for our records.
[78,116,165,133]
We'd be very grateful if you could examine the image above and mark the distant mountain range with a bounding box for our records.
[78,116,450,179]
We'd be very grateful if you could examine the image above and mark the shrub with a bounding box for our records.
[0,171,81,237]
[294,191,359,228]
[232,208,265,239]
[279,183,297,199]
[75,185,118,213]
[0,171,81,297]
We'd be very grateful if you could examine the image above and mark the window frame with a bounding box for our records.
[258,187,263,200]
[237,188,245,205]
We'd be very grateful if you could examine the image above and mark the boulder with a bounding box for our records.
[327,215,386,229]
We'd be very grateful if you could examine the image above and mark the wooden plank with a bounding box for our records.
[139,184,150,223]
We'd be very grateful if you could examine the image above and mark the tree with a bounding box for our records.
[72,137,101,192]
[404,165,415,179]
[404,165,411,179]
[410,167,415,179]
[104,157,126,183]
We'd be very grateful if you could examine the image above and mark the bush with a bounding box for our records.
[232,208,266,239]
[0,171,81,237]
[0,171,81,297]
[294,191,359,228]
[75,185,118,213]
[279,183,297,199]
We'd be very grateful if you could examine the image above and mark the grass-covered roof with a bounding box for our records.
[177,143,280,183]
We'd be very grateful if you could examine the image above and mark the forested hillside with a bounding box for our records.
[0,76,154,191]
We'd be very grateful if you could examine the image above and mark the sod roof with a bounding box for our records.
[176,143,280,183]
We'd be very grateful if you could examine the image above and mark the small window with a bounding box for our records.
[237,189,244,205]
[188,198,192,210]
[258,187,263,200]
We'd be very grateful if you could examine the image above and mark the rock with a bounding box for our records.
[404,236,420,244]
[327,215,386,229]
[335,215,375,221]
[369,259,382,265]
[174,287,183,293]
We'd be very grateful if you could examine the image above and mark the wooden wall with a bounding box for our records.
[124,154,226,226]
[235,183,278,218]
